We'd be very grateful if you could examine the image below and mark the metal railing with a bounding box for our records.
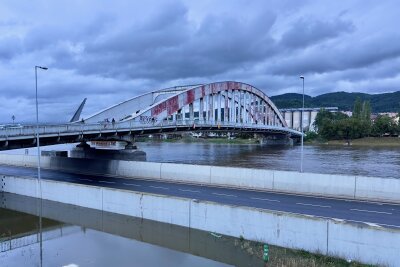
[0,120,302,139]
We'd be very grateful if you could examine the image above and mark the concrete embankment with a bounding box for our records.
[1,175,399,266]
[0,154,399,204]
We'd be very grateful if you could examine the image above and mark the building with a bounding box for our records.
[280,107,338,132]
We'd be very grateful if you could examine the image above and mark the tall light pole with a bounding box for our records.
[35,66,48,183]
[300,76,305,173]
[35,65,47,267]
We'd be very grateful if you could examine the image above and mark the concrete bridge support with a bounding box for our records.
[70,134,146,161]
[257,134,294,146]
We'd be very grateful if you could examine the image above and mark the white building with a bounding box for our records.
[280,107,338,132]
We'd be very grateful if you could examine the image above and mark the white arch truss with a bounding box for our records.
[85,81,287,128]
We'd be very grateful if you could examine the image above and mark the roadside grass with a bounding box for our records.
[237,239,375,267]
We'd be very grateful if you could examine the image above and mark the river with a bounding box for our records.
[2,141,399,178]
[141,142,400,178]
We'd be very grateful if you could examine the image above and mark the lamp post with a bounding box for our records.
[35,65,47,267]
[299,76,304,173]
[35,66,48,183]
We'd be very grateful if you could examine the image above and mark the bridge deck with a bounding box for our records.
[0,121,301,150]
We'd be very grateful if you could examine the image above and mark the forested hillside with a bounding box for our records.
[271,91,400,112]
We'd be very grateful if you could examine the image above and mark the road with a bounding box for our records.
[0,164,399,228]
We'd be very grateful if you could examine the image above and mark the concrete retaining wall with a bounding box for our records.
[210,166,274,189]
[355,175,400,203]
[0,154,399,203]
[160,163,211,184]
[1,175,399,266]
[272,171,356,198]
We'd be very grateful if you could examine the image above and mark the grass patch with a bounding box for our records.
[318,137,400,147]
[246,241,375,267]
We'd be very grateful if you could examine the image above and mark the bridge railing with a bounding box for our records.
[0,120,301,139]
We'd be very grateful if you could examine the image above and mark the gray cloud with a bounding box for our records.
[0,0,399,123]
[279,16,355,48]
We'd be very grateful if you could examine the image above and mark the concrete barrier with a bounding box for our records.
[1,175,38,198]
[355,176,400,203]
[211,166,274,190]
[0,154,38,168]
[327,220,400,265]
[0,154,399,203]
[117,161,161,179]
[272,171,356,199]
[1,175,399,266]
[41,179,103,210]
[103,188,190,226]
[160,163,211,184]
[190,200,328,253]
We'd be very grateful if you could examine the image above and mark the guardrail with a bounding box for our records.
[0,120,302,139]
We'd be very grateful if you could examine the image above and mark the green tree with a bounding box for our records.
[371,115,395,136]
[353,97,362,119]
[314,98,373,140]
[362,101,371,121]
[314,109,348,139]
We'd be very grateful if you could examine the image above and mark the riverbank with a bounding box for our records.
[308,137,400,147]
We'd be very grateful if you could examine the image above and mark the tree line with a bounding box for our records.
[312,98,400,140]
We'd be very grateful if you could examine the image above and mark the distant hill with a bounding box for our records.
[270,91,400,113]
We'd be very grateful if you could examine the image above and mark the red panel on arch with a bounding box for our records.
[186,90,195,105]
[152,102,166,116]
[166,95,179,115]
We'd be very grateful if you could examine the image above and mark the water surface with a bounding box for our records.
[2,141,399,178]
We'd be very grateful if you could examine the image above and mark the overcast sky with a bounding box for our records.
[1,0,399,122]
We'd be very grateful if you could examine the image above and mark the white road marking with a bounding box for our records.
[149,186,169,190]
[79,178,93,182]
[350,208,392,215]
[365,222,382,228]
[123,183,141,187]
[212,193,237,197]
[99,180,115,184]
[345,219,399,229]
[179,189,201,193]
[296,202,331,208]
[251,197,280,202]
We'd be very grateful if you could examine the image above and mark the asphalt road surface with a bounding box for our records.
[0,164,399,228]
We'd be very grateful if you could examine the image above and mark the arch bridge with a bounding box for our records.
[0,81,301,150]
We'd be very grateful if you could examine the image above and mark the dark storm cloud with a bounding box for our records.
[55,4,278,82]
[0,0,399,122]
[268,33,400,76]
[279,17,355,49]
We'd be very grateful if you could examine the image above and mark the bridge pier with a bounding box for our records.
[70,140,146,161]
[257,134,294,146]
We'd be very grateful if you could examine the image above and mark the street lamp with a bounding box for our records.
[299,76,304,173]
[35,66,48,184]
[35,65,47,267]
